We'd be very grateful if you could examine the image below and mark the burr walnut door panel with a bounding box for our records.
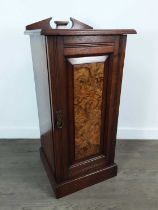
[65,53,113,177]
[67,57,108,161]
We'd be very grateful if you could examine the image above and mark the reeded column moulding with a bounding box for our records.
[25,17,136,198]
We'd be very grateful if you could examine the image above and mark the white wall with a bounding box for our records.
[0,0,158,139]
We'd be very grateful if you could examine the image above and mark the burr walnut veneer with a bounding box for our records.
[25,18,136,198]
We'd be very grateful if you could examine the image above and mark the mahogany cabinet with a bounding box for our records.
[25,17,136,198]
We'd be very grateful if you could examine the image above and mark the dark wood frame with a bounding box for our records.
[25,18,136,198]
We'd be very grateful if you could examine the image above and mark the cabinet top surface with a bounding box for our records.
[25,17,137,36]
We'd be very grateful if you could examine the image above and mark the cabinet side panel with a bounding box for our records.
[109,35,127,162]
[30,35,54,171]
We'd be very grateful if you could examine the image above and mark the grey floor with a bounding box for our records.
[0,140,158,210]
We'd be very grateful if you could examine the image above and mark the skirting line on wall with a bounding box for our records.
[0,126,158,139]
[117,127,158,140]
[0,126,40,139]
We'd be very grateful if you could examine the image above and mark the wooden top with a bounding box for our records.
[25,17,137,36]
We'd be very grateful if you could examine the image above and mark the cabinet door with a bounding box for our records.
[67,56,108,162]
[47,36,122,181]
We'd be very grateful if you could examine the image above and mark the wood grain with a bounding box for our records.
[73,62,104,160]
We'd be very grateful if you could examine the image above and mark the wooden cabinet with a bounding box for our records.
[25,17,136,198]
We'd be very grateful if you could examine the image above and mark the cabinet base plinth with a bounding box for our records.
[40,147,117,198]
